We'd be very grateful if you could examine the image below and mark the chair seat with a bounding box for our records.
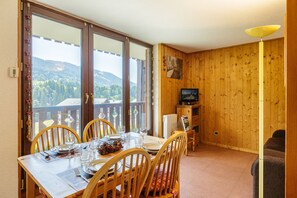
[142,132,186,198]
[98,190,128,198]
[141,182,179,198]
[142,170,179,198]
[147,170,171,192]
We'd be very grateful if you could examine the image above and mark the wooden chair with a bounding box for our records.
[179,115,196,155]
[82,148,151,198]
[184,129,196,156]
[30,125,81,154]
[142,131,187,198]
[83,118,117,142]
[30,125,81,197]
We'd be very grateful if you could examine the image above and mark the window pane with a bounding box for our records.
[93,34,124,130]
[130,43,151,131]
[32,15,82,137]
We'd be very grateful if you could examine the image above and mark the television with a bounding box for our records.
[180,88,199,104]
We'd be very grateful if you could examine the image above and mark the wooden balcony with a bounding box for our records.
[32,101,145,137]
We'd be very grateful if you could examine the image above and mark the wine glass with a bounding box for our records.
[89,137,99,160]
[139,128,147,147]
[137,128,147,147]
[65,133,75,159]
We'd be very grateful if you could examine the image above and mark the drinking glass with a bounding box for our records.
[117,125,125,140]
[135,137,142,148]
[65,133,75,159]
[80,148,91,169]
[123,133,131,149]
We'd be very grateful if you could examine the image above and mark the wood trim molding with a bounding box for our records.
[18,1,22,197]
[201,141,258,154]
[285,0,297,196]
[157,44,162,137]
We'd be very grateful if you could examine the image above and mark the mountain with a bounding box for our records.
[32,57,131,87]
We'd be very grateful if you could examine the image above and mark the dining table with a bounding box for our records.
[18,132,165,198]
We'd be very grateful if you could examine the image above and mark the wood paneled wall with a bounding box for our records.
[184,39,285,152]
[158,45,187,137]
[159,39,285,153]
[159,45,187,114]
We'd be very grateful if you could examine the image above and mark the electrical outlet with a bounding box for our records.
[214,131,219,136]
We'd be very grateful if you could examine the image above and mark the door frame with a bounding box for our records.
[21,2,89,155]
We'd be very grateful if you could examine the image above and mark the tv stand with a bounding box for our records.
[176,104,200,145]
[183,102,196,105]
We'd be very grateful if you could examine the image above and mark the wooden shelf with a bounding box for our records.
[176,104,200,145]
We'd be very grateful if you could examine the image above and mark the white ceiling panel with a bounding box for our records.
[35,0,286,53]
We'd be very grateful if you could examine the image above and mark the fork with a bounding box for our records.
[73,168,89,183]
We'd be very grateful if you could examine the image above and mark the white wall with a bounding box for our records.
[0,0,18,197]
[153,44,159,137]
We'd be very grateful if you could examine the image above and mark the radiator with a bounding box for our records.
[163,114,177,139]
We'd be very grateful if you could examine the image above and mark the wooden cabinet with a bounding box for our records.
[176,104,200,145]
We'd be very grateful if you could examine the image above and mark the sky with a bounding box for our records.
[32,37,138,83]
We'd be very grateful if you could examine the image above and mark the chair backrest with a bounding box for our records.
[143,131,187,197]
[82,148,151,198]
[83,118,117,142]
[30,125,81,154]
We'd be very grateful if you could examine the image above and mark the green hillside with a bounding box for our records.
[32,57,137,107]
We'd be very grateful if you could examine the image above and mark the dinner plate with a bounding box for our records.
[84,159,122,175]
[106,134,122,140]
[143,143,162,151]
[55,144,79,154]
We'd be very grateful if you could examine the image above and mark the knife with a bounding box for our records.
[40,151,50,159]
[80,174,90,183]
[44,150,56,158]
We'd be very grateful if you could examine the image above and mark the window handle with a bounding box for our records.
[85,93,89,104]
[90,93,94,104]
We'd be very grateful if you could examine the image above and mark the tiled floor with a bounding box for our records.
[180,144,257,198]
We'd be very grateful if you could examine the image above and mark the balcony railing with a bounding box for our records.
[32,101,145,138]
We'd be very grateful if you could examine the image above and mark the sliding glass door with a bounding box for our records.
[22,5,88,154]
[22,3,152,155]
[129,43,152,132]
[31,15,83,138]
[90,32,125,131]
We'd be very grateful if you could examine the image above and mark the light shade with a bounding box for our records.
[245,25,281,38]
